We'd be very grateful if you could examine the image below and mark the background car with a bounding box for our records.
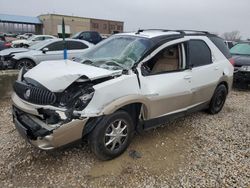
[230,42,250,88]
[72,31,103,44]
[225,40,237,49]
[0,35,12,51]
[1,38,93,69]
[11,35,57,48]
[17,33,34,39]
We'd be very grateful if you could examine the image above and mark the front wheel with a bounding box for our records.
[88,110,134,160]
[15,59,35,70]
[207,84,228,114]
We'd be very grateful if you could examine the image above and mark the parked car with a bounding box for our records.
[17,33,34,39]
[230,42,250,88]
[11,30,234,160]
[0,41,11,52]
[0,35,12,53]
[72,31,102,44]
[0,39,93,69]
[225,40,236,49]
[0,34,6,42]
[12,35,57,48]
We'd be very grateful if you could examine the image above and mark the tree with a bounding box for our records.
[222,31,242,42]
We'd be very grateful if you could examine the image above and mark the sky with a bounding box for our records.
[1,0,250,39]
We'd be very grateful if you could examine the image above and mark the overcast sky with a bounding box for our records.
[1,0,249,38]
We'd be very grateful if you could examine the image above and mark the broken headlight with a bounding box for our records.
[59,84,94,111]
[74,92,94,111]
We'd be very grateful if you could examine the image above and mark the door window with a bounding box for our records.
[66,41,88,50]
[188,40,212,67]
[46,41,64,51]
[142,43,184,75]
[33,37,44,41]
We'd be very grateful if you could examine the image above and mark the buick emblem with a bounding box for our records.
[24,89,31,99]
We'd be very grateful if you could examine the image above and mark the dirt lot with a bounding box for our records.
[0,90,249,187]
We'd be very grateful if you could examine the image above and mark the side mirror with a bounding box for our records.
[42,48,49,53]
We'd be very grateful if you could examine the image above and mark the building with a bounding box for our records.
[0,14,42,34]
[0,13,124,37]
[39,14,124,36]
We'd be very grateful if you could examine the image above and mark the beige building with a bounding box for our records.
[39,14,124,37]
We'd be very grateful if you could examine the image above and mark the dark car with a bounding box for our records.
[230,42,250,88]
[72,31,102,44]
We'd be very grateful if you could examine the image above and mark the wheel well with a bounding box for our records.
[218,81,228,93]
[117,103,142,129]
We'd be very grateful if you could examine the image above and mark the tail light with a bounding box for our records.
[4,42,11,48]
[229,58,235,66]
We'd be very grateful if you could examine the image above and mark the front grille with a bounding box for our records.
[13,81,56,105]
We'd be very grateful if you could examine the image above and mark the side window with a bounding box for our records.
[209,36,232,58]
[188,40,212,67]
[80,32,91,40]
[44,36,53,40]
[46,41,64,51]
[67,41,88,50]
[34,37,44,41]
[143,43,184,75]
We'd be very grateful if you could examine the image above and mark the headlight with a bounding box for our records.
[239,66,250,72]
[59,85,94,111]
[75,92,94,110]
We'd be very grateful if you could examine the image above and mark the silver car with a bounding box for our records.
[0,39,93,69]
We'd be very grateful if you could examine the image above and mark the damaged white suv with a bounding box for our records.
[12,30,234,160]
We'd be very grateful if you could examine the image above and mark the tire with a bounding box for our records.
[207,84,228,114]
[15,59,35,70]
[88,110,134,160]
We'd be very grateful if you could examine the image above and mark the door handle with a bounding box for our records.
[184,75,192,80]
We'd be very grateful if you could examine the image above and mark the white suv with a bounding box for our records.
[12,30,234,160]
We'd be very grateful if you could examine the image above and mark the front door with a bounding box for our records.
[139,42,192,119]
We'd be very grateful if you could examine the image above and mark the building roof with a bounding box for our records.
[0,14,42,24]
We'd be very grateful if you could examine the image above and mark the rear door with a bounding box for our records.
[187,38,221,105]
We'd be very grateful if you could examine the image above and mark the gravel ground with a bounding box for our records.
[0,90,249,187]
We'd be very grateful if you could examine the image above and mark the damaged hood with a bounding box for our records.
[0,48,29,56]
[24,60,122,92]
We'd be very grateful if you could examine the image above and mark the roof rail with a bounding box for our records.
[135,29,185,35]
[176,30,210,34]
[135,29,210,35]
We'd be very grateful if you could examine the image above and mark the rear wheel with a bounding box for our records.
[207,84,228,114]
[88,110,134,160]
[15,59,35,70]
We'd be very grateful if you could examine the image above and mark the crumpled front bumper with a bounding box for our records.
[12,93,89,150]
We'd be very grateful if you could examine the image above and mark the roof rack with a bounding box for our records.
[135,29,210,35]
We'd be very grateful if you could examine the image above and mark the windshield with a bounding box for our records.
[28,40,51,50]
[27,35,36,41]
[230,43,250,55]
[76,36,152,70]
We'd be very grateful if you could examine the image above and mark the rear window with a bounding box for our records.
[209,36,232,58]
[189,40,212,67]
